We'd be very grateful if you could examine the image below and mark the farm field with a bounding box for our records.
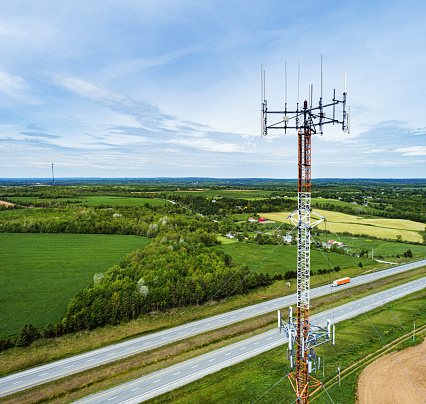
[214,242,373,280]
[335,235,426,259]
[357,338,426,403]
[0,233,151,337]
[289,197,381,214]
[6,196,171,207]
[261,210,424,243]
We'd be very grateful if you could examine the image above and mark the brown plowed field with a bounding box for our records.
[357,338,426,403]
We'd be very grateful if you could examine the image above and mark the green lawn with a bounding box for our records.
[0,233,151,337]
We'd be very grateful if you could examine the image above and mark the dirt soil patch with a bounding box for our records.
[357,338,426,403]
[0,200,14,206]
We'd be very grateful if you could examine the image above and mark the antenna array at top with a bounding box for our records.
[261,58,350,138]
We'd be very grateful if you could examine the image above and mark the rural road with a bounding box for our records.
[0,259,424,398]
[73,276,426,403]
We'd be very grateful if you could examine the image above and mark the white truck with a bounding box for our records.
[332,277,350,287]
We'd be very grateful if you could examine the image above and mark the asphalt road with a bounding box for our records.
[0,259,424,398]
[73,276,426,404]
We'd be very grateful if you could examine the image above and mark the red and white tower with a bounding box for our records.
[261,62,349,403]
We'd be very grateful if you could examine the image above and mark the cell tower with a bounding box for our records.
[261,59,349,403]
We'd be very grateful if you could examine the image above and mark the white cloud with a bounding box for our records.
[0,69,39,104]
[395,146,426,156]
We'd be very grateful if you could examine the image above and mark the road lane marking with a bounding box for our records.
[131,388,140,392]
[108,396,117,401]
[153,379,161,383]
[173,372,180,375]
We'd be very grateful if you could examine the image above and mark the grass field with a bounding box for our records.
[261,210,424,243]
[6,196,171,207]
[0,233,151,337]
[214,241,374,281]
[334,235,426,259]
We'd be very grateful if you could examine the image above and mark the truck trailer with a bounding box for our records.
[332,277,350,287]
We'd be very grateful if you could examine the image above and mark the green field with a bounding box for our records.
[334,235,426,259]
[262,210,424,243]
[6,196,171,207]
[214,241,374,280]
[0,233,151,337]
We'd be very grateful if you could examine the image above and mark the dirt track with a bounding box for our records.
[357,338,426,403]
[0,200,14,206]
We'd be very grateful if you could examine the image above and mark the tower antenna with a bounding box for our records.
[261,58,348,404]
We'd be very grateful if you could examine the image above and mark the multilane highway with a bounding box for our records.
[0,259,424,398]
[73,276,426,403]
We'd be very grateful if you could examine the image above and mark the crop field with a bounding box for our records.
[261,210,424,243]
[215,242,373,280]
[0,233,151,337]
[6,195,171,207]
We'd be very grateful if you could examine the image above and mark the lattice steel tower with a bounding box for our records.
[261,61,349,403]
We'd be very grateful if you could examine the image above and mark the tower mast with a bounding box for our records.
[261,62,348,403]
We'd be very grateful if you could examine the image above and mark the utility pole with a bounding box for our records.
[266,59,349,404]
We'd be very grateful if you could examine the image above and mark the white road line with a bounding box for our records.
[225,353,231,356]
[64,365,73,369]
[131,388,140,392]
[108,396,117,401]
[40,373,49,376]
[191,365,198,368]
[153,379,161,383]
[173,372,180,375]
[209,359,215,362]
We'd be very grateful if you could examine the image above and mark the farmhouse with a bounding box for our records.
[325,240,345,248]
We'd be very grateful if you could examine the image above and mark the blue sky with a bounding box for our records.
[0,1,425,179]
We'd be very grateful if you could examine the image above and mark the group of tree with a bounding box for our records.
[170,195,297,217]
[58,229,272,334]
[282,266,341,280]
[0,204,219,237]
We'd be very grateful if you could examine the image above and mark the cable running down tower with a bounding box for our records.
[261,61,349,403]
